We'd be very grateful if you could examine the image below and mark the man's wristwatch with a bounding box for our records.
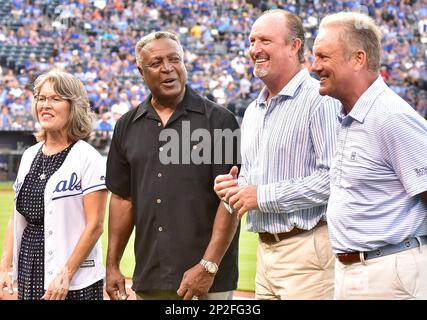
[200,259,219,275]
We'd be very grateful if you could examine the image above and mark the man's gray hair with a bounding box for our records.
[319,12,382,72]
[135,31,183,68]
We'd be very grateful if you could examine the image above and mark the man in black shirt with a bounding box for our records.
[105,31,240,300]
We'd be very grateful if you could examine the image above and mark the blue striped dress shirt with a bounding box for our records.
[239,68,340,233]
[327,76,427,253]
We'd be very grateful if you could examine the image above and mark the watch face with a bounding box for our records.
[201,259,218,274]
[207,263,217,274]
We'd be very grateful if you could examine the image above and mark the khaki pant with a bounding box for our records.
[136,290,233,300]
[334,244,427,299]
[255,224,334,300]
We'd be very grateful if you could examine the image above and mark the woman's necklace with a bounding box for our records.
[39,142,70,180]
[39,145,57,180]
[39,153,49,180]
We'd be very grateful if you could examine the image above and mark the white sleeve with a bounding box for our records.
[81,147,107,196]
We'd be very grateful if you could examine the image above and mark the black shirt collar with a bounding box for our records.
[133,85,205,123]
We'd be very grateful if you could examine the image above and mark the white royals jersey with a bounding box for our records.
[12,140,106,290]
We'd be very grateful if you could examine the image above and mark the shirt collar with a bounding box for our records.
[340,76,387,124]
[278,68,310,98]
[255,68,310,108]
[133,85,205,122]
[255,86,269,108]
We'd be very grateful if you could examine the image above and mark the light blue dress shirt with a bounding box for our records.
[327,76,427,253]
[239,68,340,233]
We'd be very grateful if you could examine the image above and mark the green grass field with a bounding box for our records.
[0,182,256,291]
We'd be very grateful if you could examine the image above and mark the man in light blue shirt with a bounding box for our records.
[214,9,339,299]
[312,12,427,299]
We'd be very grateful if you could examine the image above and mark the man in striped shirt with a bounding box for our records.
[312,12,427,299]
[214,9,339,299]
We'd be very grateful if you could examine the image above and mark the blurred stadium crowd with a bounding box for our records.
[0,0,426,135]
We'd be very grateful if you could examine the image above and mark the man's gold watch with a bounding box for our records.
[200,259,219,275]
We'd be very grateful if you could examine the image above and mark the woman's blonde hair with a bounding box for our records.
[32,70,94,142]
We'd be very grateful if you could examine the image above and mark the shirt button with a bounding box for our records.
[157,122,162,127]
[157,173,162,178]
[158,227,163,232]
[48,251,53,255]
[49,271,53,275]
[48,231,53,235]
[156,198,161,204]
[159,147,164,152]
[192,145,198,150]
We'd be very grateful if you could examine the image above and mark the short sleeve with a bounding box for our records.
[81,146,107,196]
[106,121,131,198]
[379,112,427,196]
[211,109,241,180]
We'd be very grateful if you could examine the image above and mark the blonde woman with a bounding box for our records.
[0,70,107,300]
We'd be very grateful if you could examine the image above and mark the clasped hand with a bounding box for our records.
[214,166,259,218]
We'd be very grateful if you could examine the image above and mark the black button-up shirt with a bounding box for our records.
[106,86,240,292]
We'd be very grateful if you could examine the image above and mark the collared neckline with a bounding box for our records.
[132,85,205,123]
[255,68,310,108]
[278,68,310,98]
[341,76,387,124]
